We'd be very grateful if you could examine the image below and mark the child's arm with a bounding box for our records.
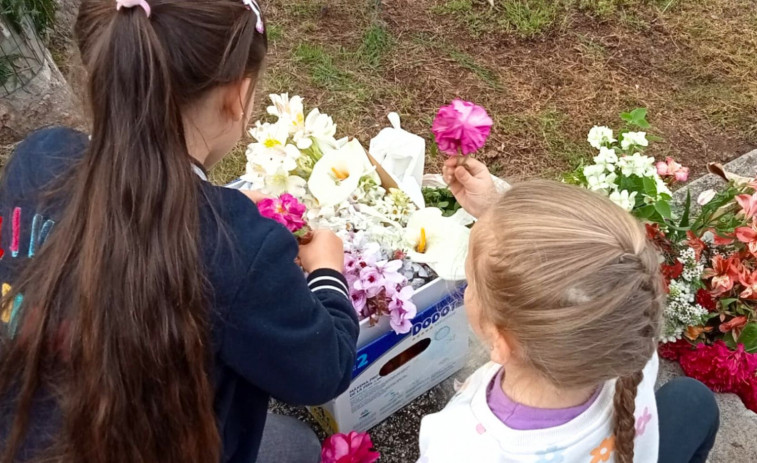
[219,224,359,405]
[441,157,499,219]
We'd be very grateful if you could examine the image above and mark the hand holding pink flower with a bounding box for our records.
[321,431,380,463]
[432,99,493,157]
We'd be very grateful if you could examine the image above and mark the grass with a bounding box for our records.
[205,0,756,194]
[358,23,392,67]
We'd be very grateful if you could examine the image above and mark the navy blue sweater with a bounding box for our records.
[0,127,359,462]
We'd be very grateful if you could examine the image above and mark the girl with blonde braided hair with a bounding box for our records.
[418,158,719,463]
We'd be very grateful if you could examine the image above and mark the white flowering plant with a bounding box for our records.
[567,109,690,234]
[238,94,468,333]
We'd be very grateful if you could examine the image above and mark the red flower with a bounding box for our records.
[738,375,757,413]
[695,289,717,312]
[735,219,757,258]
[702,255,742,296]
[719,315,748,334]
[661,260,684,281]
[658,338,693,361]
[679,341,757,393]
[686,231,707,262]
[321,432,380,463]
[646,224,673,255]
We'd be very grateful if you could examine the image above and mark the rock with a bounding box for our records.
[0,14,85,143]
[673,149,757,214]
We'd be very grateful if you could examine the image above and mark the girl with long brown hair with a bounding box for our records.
[0,1,358,462]
[418,158,719,463]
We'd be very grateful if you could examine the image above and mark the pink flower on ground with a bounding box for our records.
[431,99,493,156]
[321,431,380,463]
[656,157,689,182]
[257,193,307,233]
[388,285,417,334]
[735,220,757,258]
[736,193,757,220]
[679,341,757,393]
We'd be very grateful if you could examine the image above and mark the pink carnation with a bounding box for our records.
[679,341,757,393]
[321,431,380,463]
[431,99,493,156]
[257,193,307,233]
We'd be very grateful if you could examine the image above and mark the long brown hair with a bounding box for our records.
[472,181,664,463]
[0,1,266,462]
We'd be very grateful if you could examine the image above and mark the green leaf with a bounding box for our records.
[724,331,737,349]
[654,200,672,219]
[635,205,656,220]
[719,298,739,308]
[737,323,757,353]
[642,177,657,197]
[620,108,651,129]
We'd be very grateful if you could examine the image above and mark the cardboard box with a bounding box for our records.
[308,278,468,433]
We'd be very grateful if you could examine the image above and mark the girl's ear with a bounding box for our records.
[220,78,254,122]
[487,328,513,366]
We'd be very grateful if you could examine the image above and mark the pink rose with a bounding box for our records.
[431,99,493,156]
[321,431,380,463]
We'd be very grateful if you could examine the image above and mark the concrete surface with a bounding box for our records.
[274,150,757,462]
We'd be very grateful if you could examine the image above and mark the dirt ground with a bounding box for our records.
[211,0,757,184]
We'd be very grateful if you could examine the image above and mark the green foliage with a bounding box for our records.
[689,184,741,237]
[358,23,392,68]
[422,187,462,217]
[737,323,757,353]
[620,107,651,129]
[1,0,56,37]
[0,54,18,87]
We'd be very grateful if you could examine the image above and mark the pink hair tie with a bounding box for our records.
[242,0,265,33]
[116,0,151,18]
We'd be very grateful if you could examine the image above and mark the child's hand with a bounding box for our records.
[240,189,270,204]
[442,158,498,218]
[298,229,344,273]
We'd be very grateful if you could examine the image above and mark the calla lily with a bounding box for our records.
[405,208,469,280]
[308,139,372,207]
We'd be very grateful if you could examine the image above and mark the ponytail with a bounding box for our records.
[0,1,267,462]
[613,371,644,463]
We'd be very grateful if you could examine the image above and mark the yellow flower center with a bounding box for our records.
[263,138,282,148]
[331,166,350,181]
[416,227,427,253]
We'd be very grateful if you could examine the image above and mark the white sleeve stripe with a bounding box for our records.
[308,276,349,294]
[311,285,349,300]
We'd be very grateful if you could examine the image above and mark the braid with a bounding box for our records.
[613,371,644,463]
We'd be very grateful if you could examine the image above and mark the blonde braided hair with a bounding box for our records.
[471,180,664,462]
